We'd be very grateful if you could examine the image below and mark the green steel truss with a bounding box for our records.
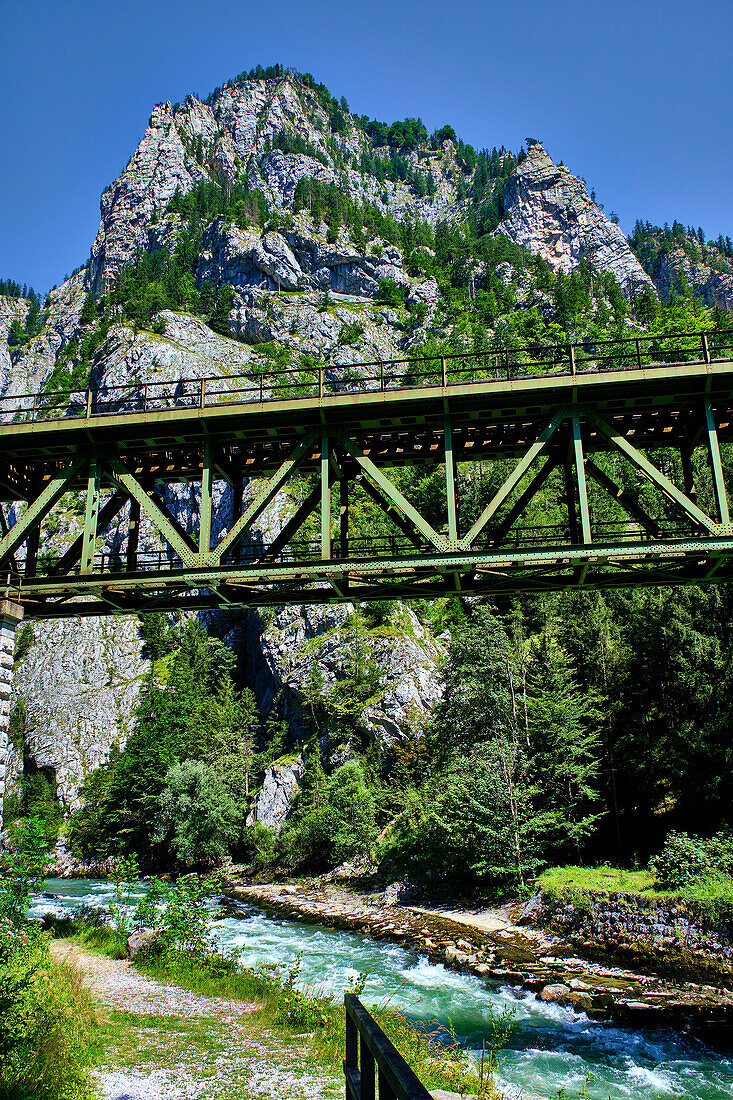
[2,335,733,618]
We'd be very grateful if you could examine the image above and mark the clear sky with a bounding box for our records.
[2,0,731,293]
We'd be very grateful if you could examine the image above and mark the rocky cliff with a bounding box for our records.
[500,143,653,295]
[1,67,692,824]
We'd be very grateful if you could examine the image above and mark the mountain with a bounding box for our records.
[0,67,730,867]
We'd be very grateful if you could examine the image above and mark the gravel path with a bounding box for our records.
[52,940,256,1019]
[51,941,340,1100]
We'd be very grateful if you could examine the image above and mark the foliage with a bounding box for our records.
[138,611,176,660]
[283,759,377,870]
[0,816,50,922]
[108,853,141,936]
[6,288,45,348]
[137,875,221,956]
[650,830,733,890]
[14,622,35,662]
[153,759,240,868]
[384,606,603,893]
[538,865,658,896]
[0,921,99,1099]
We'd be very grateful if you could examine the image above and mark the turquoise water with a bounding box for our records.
[32,879,733,1100]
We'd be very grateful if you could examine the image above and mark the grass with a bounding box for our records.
[537,864,666,896]
[56,922,511,1100]
[0,938,103,1100]
[95,1008,341,1100]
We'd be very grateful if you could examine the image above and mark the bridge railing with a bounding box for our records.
[17,519,698,581]
[344,994,432,1100]
[3,329,733,426]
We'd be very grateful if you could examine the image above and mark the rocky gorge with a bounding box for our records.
[0,69,673,822]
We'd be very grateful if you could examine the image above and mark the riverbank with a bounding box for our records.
[51,939,344,1100]
[223,878,733,1033]
[32,878,733,1099]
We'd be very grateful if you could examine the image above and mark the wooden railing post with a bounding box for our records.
[569,344,576,377]
[360,1035,375,1100]
[319,366,324,399]
[702,332,711,365]
[441,357,447,387]
[200,376,206,409]
[85,389,92,418]
[343,995,432,1100]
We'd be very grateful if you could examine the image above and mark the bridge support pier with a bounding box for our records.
[0,600,23,829]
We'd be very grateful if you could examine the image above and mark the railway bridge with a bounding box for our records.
[0,327,733,818]
[0,328,731,620]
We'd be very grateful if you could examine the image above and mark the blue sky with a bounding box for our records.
[2,0,731,292]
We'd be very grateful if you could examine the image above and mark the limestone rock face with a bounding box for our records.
[87,74,459,296]
[11,617,149,811]
[196,216,415,301]
[89,103,205,293]
[500,144,654,296]
[655,246,733,310]
[0,275,86,412]
[256,604,444,745]
[245,756,305,833]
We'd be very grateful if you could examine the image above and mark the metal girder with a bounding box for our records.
[208,429,317,564]
[573,417,591,545]
[6,344,733,617]
[444,416,458,546]
[199,438,213,559]
[15,533,733,617]
[81,456,100,574]
[584,459,660,537]
[49,490,127,577]
[321,433,331,560]
[460,411,565,550]
[108,454,198,565]
[590,413,721,533]
[336,431,447,550]
[490,457,557,544]
[704,398,730,525]
[0,456,85,567]
[354,474,425,549]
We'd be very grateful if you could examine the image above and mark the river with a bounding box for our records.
[31,878,733,1100]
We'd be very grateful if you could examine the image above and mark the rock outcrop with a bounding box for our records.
[500,143,654,296]
[10,617,149,812]
[245,756,305,833]
[254,604,444,745]
[655,246,733,310]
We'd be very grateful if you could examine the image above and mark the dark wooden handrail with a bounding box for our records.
[344,994,433,1100]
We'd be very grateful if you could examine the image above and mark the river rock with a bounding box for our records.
[127,929,160,958]
[538,983,571,1003]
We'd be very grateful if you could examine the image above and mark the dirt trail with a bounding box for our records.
[51,941,340,1100]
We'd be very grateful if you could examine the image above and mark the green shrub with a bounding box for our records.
[14,623,34,662]
[153,759,240,869]
[650,830,733,889]
[376,278,407,307]
[0,816,50,922]
[0,921,99,1099]
[685,873,733,927]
